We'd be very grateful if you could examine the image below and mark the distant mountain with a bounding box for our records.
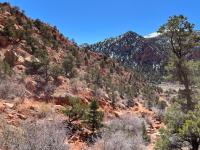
[89,30,200,81]
[90,31,168,67]
[89,31,170,81]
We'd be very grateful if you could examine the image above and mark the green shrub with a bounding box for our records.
[63,97,87,123]
[50,64,64,81]
[62,54,76,78]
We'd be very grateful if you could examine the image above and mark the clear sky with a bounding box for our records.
[1,0,200,44]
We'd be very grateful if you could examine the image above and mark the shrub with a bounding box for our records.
[110,91,117,109]
[0,79,26,100]
[4,50,18,67]
[0,117,69,150]
[158,100,167,110]
[142,86,159,109]
[2,19,16,38]
[43,84,55,102]
[70,79,86,94]
[0,60,12,76]
[91,115,146,150]
[142,122,151,144]
[63,97,87,123]
[62,54,76,78]
[50,64,64,81]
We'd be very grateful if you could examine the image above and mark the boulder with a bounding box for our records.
[7,114,14,119]
[17,114,27,120]
[0,103,6,112]
[4,102,14,108]
[13,65,26,73]
[24,77,37,92]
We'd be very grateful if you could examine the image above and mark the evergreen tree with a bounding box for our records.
[86,99,104,134]
[159,15,199,110]
[156,15,200,150]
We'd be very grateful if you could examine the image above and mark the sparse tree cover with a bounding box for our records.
[156,15,200,150]
[36,50,50,84]
[63,97,104,135]
[4,3,200,150]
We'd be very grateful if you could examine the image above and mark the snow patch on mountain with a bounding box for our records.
[144,32,160,38]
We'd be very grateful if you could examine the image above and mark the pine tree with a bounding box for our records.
[156,15,200,150]
[86,99,104,134]
[158,15,199,110]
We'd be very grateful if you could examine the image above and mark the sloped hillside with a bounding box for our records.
[0,3,167,150]
[89,30,200,82]
[0,2,146,101]
[90,31,167,66]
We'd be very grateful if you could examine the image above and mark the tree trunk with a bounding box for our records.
[191,141,199,150]
[177,60,194,110]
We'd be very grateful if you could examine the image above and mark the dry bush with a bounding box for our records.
[37,104,53,119]
[95,88,108,100]
[0,117,69,150]
[0,79,26,100]
[70,79,87,94]
[91,115,146,150]
[152,107,165,122]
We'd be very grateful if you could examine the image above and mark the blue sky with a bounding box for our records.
[1,0,200,44]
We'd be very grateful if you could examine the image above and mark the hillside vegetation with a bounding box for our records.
[1,2,200,150]
[0,3,165,150]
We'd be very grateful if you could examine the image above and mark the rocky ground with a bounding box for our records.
[0,96,166,150]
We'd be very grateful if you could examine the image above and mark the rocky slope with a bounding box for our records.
[0,3,168,150]
[89,30,200,81]
[90,31,167,66]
